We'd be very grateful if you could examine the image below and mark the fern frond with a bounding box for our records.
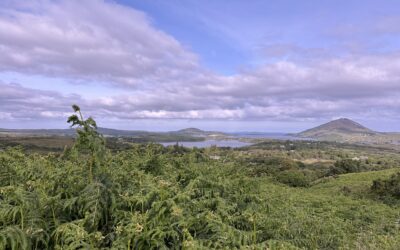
[78,182,113,232]
[0,226,30,250]
[71,104,80,112]
[53,222,91,249]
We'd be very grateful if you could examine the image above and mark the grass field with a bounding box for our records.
[242,168,400,249]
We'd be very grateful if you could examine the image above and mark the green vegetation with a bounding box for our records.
[330,159,363,175]
[1,106,400,249]
[371,172,400,203]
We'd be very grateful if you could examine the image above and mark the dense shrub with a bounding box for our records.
[249,157,301,176]
[329,159,363,175]
[275,169,317,187]
[371,172,400,200]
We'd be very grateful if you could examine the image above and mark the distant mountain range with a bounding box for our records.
[0,127,227,141]
[2,119,400,146]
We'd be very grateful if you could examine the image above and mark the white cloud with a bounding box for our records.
[0,0,400,126]
[0,0,200,86]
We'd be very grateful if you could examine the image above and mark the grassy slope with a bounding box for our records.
[254,168,400,249]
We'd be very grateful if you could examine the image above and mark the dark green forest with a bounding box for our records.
[1,106,400,249]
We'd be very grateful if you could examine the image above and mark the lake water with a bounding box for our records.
[161,140,252,148]
[160,132,312,148]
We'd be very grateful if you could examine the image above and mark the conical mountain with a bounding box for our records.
[297,118,376,140]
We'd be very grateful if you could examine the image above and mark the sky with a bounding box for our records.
[1,0,400,132]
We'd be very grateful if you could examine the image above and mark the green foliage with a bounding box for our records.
[371,172,400,202]
[1,106,400,249]
[247,157,301,177]
[275,169,317,187]
[330,159,363,175]
[67,104,107,182]
[0,226,30,250]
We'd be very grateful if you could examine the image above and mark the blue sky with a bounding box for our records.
[122,0,400,72]
[1,0,400,132]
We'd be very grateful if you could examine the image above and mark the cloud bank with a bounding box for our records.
[0,0,400,127]
[0,0,199,86]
